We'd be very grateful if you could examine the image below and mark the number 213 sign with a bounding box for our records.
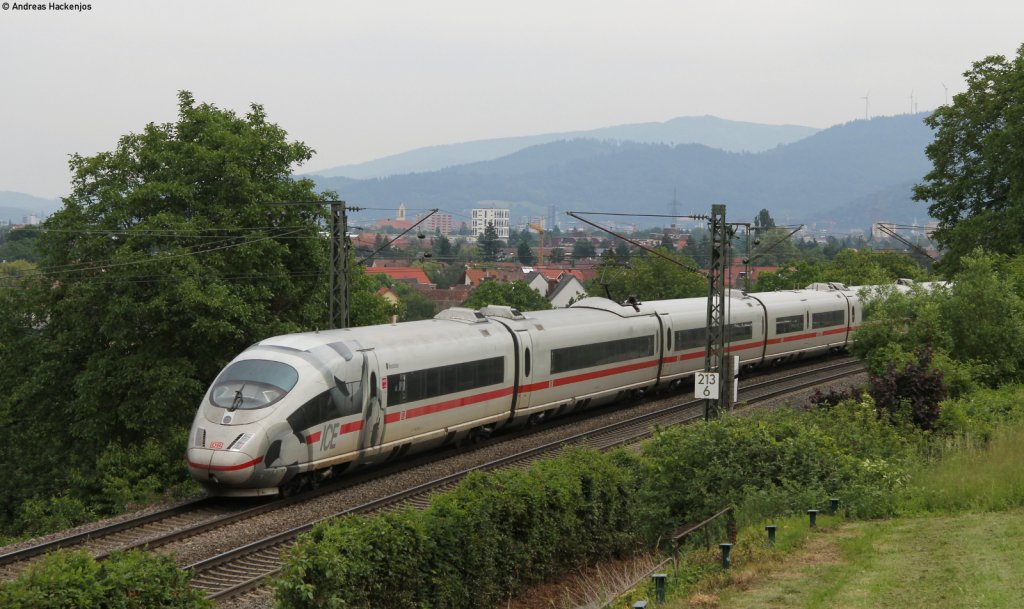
[695,371,719,399]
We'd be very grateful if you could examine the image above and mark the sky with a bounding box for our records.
[1,0,1022,199]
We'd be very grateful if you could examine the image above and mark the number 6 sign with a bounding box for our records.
[695,371,719,399]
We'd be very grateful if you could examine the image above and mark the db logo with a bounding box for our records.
[210,441,224,449]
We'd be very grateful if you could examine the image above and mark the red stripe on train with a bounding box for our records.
[552,359,660,387]
[188,455,264,472]
[384,386,515,423]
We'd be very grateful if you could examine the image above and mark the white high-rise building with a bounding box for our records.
[471,207,510,239]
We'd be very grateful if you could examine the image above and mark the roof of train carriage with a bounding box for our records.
[252,313,512,356]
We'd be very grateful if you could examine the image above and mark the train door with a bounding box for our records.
[515,330,534,414]
[357,350,385,452]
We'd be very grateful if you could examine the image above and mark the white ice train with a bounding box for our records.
[188,282,880,497]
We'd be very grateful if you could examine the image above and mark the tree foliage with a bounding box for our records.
[913,44,1024,271]
[461,280,552,311]
[570,238,596,260]
[516,241,535,265]
[753,249,929,291]
[590,248,706,302]
[0,226,43,263]
[0,92,389,534]
[478,222,501,261]
[0,549,212,609]
[852,249,1024,391]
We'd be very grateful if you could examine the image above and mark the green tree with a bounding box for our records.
[570,239,596,260]
[753,250,929,292]
[479,223,501,262]
[613,242,631,263]
[754,208,776,230]
[516,241,535,265]
[681,230,713,268]
[0,226,43,263]
[548,247,566,264]
[659,233,676,252]
[389,281,438,321]
[0,92,388,533]
[461,280,553,311]
[913,44,1024,271]
[590,249,705,302]
[432,234,452,259]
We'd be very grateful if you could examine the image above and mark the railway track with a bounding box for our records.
[0,356,862,600]
[185,356,864,602]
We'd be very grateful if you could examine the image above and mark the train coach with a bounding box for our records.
[187,282,868,497]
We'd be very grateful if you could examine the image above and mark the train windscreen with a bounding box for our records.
[210,359,299,410]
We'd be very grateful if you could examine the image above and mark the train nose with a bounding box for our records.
[188,448,265,485]
[187,430,267,487]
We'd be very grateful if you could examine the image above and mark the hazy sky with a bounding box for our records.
[2,0,1022,198]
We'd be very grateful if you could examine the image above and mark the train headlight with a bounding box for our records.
[228,432,255,452]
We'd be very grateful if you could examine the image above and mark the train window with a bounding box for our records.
[525,348,532,377]
[675,323,750,350]
[331,378,362,418]
[728,321,753,342]
[551,335,654,374]
[812,309,846,329]
[775,315,804,335]
[210,359,299,410]
[387,357,505,407]
[287,390,334,432]
[675,327,705,351]
[666,329,672,351]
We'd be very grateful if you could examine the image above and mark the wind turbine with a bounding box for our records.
[861,91,870,120]
[910,90,915,114]
[941,82,948,105]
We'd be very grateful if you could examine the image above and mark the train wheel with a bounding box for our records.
[280,476,306,498]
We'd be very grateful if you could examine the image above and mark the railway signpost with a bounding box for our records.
[695,371,720,399]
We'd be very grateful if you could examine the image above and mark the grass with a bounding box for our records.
[647,422,1024,609]
[900,425,1024,514]
[712,511,1024,609]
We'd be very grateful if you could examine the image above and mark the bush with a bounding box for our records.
[869,348,947,431]
[13,496,95,538]
[93,430,196,514]
[275,510,427,609]
[0,550,211,609]
[276,447,643,609]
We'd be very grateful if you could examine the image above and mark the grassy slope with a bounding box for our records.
[664,423,1024,609]
[717,512,1024,609]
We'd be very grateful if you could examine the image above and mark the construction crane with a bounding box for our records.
[528,216,546,266]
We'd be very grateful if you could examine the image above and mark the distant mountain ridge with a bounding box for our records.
[0,191,62,224]
[312,113,935,231]
[309,115,819,179]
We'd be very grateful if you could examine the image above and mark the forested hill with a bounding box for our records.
[312,113,935,229]
[309,115,819,179]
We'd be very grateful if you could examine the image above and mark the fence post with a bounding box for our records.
[652,573,667,603]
